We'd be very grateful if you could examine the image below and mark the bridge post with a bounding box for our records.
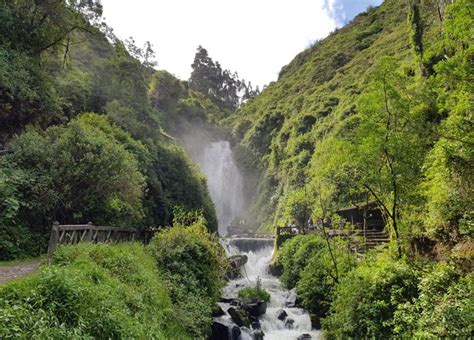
[47,222,60,264]
[86,222,93,242]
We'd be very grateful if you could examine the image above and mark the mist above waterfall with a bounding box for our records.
[177,124,245,235]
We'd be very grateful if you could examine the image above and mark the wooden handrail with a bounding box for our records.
[47,222,154,263]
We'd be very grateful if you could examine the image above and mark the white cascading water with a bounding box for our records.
[221,239,322,340]
[181,137,319,338]
[197,141,245,236]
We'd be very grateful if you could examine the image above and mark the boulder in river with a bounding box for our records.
[252,329,265,340]
[242,299,267,317]
[227,306,250,327]
[229,254,248,268]
[297,334,312,340]
[276,308,288,321]
[211,304,225,317]
[285,318,295,329]
[251,320,261,330]
[268,262,283,276]
[285,288,298,308]
[231,325,241,339]
[227,254,248,279]
[210,319,240,340]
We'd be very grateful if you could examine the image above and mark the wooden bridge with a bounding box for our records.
[47,222,154,261]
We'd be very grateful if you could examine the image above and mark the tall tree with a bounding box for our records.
[189,45,258,111]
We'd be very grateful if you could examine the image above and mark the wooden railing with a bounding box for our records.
[275,225,390,254]
[47,222,154,261]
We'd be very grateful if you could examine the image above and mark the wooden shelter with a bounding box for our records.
[336,201,385,231]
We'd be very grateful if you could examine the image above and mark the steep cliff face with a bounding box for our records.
[225,0,457,233]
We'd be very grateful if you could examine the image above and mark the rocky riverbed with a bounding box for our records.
[212,238,322,340]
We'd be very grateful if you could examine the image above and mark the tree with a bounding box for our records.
[124,38,157,68]
[0,0,103,55]
[353,57,429,252]
[422,0,474,241]
[189,45,258,110]
[7,114,146,229]
[0,0,104,143]
[189,46,220,96]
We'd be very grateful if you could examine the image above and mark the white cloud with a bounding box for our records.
[99,0,376,87]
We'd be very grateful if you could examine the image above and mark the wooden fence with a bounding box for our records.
[275,225,390,254]
[47,222,154,262]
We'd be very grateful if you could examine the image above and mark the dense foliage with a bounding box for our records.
[322,251,420,338]
[276,234,356,320]
[0,243,189,338]
[277,235,473,338]
[0,1,218,259]
[226,0,472,254]
[0,217,227,339]
[266,1,472,338]
[190,46,259,111]
[147,217,227,337]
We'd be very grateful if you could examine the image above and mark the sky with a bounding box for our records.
[100,0,383,88]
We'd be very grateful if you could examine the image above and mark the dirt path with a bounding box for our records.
[0,262,41,284]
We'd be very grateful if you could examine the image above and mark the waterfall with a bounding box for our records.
[193,141,245,236]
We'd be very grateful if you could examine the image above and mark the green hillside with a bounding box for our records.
[0,1,219,260]
[0,0,472,338]
[226,0,473,248]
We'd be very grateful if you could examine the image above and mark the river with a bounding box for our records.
[218,237,322,340]
[186,138,320,339]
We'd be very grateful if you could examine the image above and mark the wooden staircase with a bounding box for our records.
[352,229,390,254]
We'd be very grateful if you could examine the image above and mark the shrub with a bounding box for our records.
[322,249,420,339]
[276,234,326,288]
[7,114,146,228]
[147,220,227,337]
[297,239,356,319]
[238,278,271,302]
[0,243,188,339]
[238,287,271,302]
[393,262,474,338]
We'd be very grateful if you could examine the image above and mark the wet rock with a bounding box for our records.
[230,299,241,306]
[211,304,225,317]
[242,299,267,317]
[251,320,261,330]
[297,334,312,340]
[231,325,241,339]
[285,318,295,329]
[229,254,248,268]
[210,320,228,340]
[228,307,250,327]
[285,288,298,308]
[269,262,283,276]
[310,313,321,329]
[276,308,288,321]
[228,238,274,252]
[252,329,265,340]
[210,320,238,340]
[227,255,248,279]
[226,271,242,280]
